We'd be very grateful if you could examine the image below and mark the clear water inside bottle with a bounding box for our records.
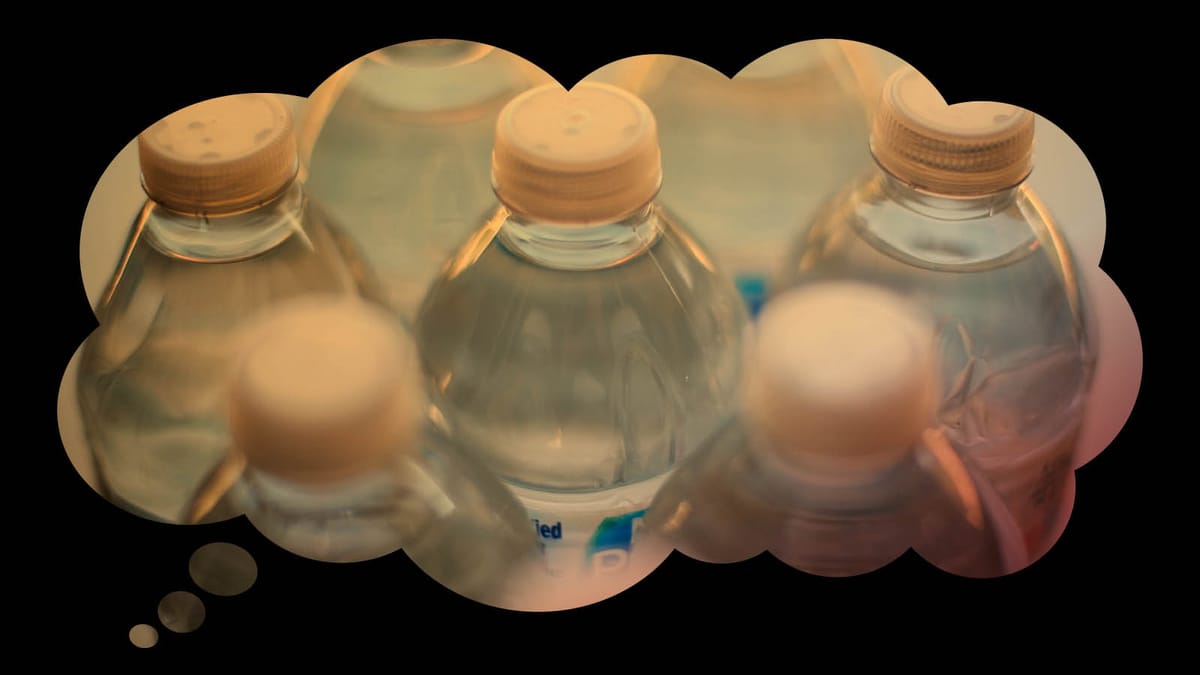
[414,204,748,499]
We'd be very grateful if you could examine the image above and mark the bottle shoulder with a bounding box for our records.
[790,171,1078,274]
[421,204,745,314]
[776,170,1090,357]
[84,196,376,376]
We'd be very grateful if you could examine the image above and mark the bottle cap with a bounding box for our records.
[139,94,298,214]
[742,281,941,478]
[228,296,420,485]
[870,67,1034,196]
[491,82,662,224]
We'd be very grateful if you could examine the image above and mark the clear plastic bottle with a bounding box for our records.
[773,68,1095,561]
[299,39,553,321]
[184,296,540,605]
[644,282,1030,578]
[77,94,382,525]
[413,83,748,582]
[586,40,905,316]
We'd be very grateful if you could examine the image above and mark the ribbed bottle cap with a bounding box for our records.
[491,82,662,224]
[870,67,1034,196]
[228,297,420,485]
[139,94,298,214]
[743,282,941,477]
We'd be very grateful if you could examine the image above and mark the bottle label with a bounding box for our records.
[511,474,669,582]
[528,507,649,578]
[584,509,648,575]
[734,273,768,318]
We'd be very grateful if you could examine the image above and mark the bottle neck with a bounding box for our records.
[143,180,306,263]
[877,169,1021,221]
[495,203,661,271]
[240,462,398,519]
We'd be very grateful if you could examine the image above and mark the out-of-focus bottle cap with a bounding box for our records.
[870,67,1034,196]
[139,94,298,215]
[742,281,941,478]
[228,296,420,485]
[491,82,662,224]
[347,40,548,116]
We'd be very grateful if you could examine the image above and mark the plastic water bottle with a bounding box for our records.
[587,40,905,317]
[413,82,748,584]
[183,295,539,605]
[644,281,1029,577]
[77,94,381,525]
[299,39,553,321]
[773,67,1095,562]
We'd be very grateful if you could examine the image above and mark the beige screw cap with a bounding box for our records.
[228,296,421,486]
[139,94,298,215]
[870,67,1035,196]
[491,82,662,224]
[742,281,941,478]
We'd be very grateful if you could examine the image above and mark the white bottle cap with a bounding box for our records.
[870,67,1034,196]
[139,94,299,215]
[227,296,421,486]
[491,82,662,224]
[742,282,941,478]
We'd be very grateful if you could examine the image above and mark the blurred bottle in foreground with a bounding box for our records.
[413,82,748,592]
[78,94,380,524]
[185,295,540,606]
[645,281,1029,578]
[299,39,554,322]
[774,67,1095,561]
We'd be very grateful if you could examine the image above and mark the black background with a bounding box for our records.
[22,14,1162,663]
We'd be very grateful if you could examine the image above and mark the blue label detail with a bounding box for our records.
[530,510,650,576]
[735,274,768,318]
[584,509,646,556]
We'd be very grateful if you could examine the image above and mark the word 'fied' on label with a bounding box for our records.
[533,519,563,540]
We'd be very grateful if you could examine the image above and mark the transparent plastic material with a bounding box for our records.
[587,41,905,315]
[230,425,538,603]
[414,203,748,578]
[644,283,1030,577]
[413,82,748,584]
[78,179,382,525]
[182,296,539,605]
[775,166,1093,561]
[646,419,1030,576]
[299,39,553,321]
